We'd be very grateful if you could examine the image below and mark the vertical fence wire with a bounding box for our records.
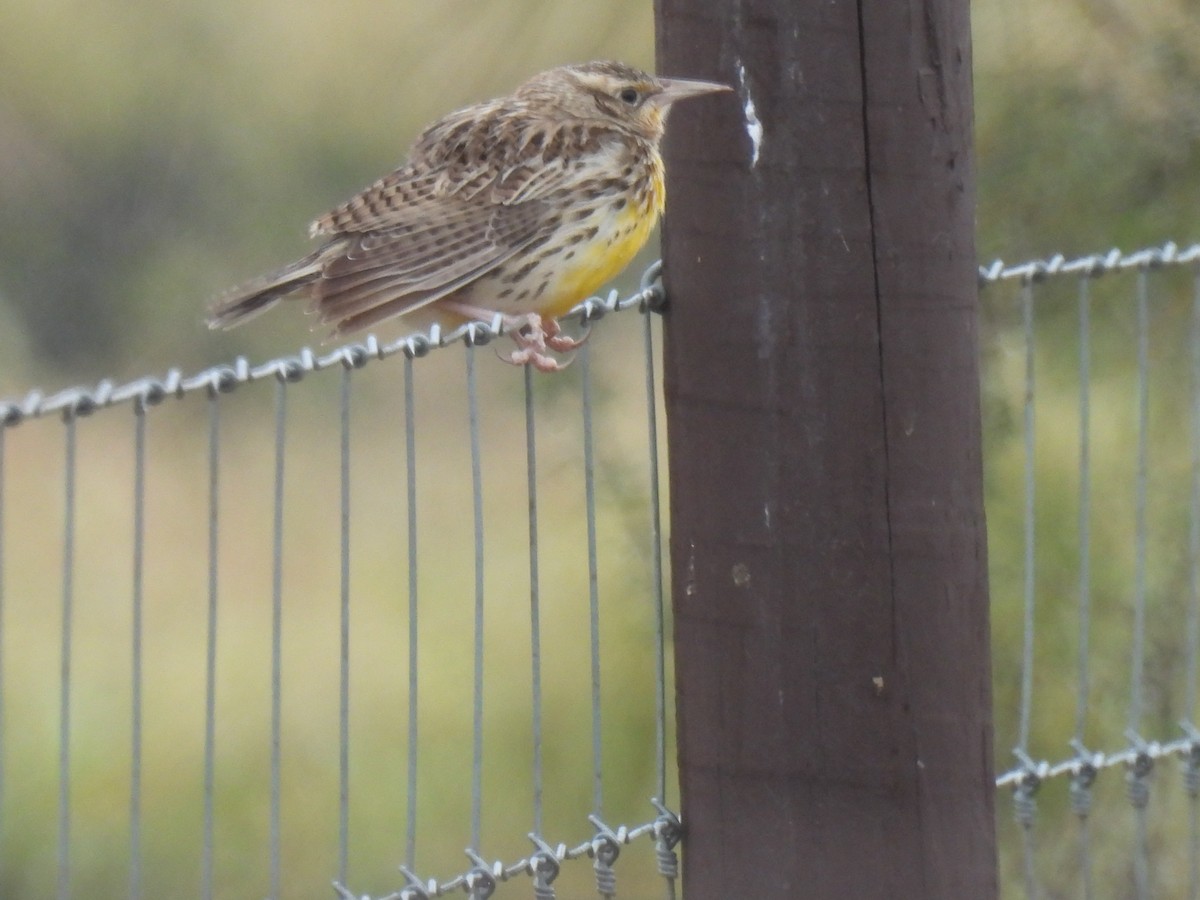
[467,346,485,856]
[524,366,544,838]
[130,404,147,900]
[642,313,667,809]
[1191,269,1200,723]
[1190,268,1200,900]
[1017,280,1039,900]
[1129,271,1151,900]
[269,380,287,899]
[1019,280,1037,757]
[0,425,5,882]
[1130,270,1150,739]
[1074,277,1094,900]
[58,414,76,900]
[202,393,220,900]
[580,343,603,820]
[643,311,679,900]
[1075,278,1092,744]
[338,368,353,887]
[403,356,419,873]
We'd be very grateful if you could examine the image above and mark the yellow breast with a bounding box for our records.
[543,159,665,317]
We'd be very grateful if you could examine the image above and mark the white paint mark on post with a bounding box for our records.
[735,59,763,168]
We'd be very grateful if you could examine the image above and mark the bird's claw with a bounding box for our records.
[540,317,591,353]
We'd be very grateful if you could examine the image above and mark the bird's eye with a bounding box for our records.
[618,87,641,106]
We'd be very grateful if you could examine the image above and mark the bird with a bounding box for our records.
[207,60,730,371]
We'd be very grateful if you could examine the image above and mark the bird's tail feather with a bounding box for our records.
[207,252,325,330]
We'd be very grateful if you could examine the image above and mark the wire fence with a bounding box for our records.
[4,243,1200,897]
[0,263,679,899]
[981,241,1200,898]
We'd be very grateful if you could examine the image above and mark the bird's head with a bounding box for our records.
[517,60,731,142]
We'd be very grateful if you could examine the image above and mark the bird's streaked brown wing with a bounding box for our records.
[314,198,553,331]
[304,105,605,332]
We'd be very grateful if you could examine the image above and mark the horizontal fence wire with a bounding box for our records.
[0,265,663,430]
[978,241,1200,286]
[335,811,681,900]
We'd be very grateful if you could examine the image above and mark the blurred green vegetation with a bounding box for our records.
[2,0,1200,897]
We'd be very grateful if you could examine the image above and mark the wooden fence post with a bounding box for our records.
[655,1,998,896]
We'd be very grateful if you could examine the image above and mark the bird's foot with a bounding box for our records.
[501,314,583,372]
[506,344,568,372]
[439,302,580,371]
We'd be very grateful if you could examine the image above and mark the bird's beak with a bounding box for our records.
[656,77,733,106]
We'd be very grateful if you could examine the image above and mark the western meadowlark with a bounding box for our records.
[207,60,729,371]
